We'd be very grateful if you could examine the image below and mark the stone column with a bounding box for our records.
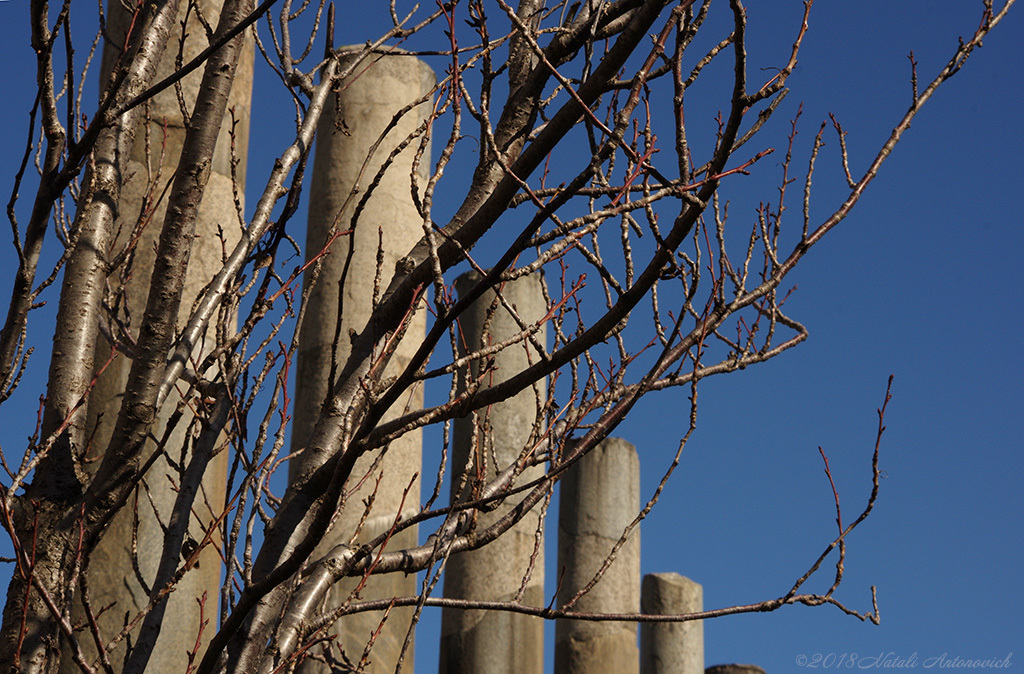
[640,573,704,674]
[705,666,766,674]
[67,3,253,672]
[290,51,434,673]
[555,437,641,673]
[439,270,548,674]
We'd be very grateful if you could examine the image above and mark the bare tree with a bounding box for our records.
[0,0,1014,672]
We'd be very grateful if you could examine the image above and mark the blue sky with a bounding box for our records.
[1,1,1021,672]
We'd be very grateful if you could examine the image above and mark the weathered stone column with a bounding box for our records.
[290,51,434,672]
[705,665,766,674]
[439,270,548,674]
[641,573,704,674]
[555,437,641,673]
[66,3,253,672]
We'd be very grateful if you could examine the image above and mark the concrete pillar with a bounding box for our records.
[290,52,434,672]
[439,270,548,674]
[66,2,253,672]
[705,666,766,674]
[640,573,704,674]
[555,437,641,673]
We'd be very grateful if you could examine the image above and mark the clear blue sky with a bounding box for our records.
[1,1,1021,672]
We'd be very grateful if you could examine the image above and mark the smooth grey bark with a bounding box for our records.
[0,0,184,401]
[0,0,186,670]
[121,393,233,674]
[85,0,251,541]
[68,0,255,670]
